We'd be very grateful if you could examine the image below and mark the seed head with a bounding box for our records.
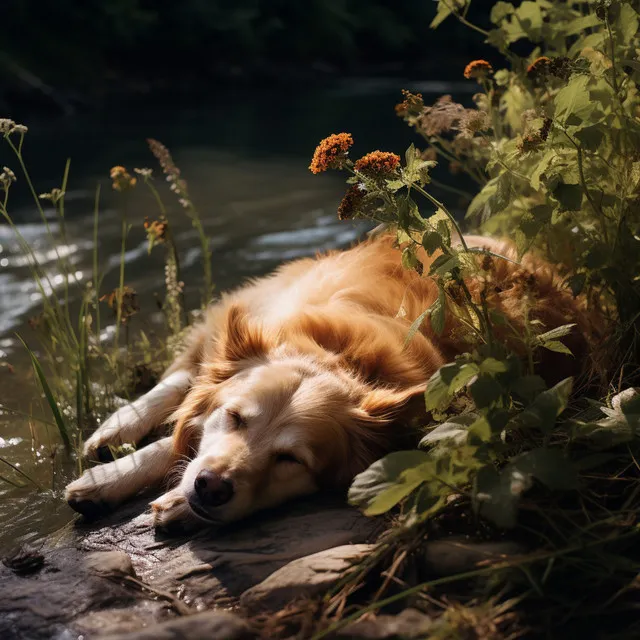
[100,286,139,323]
[144,216,169,244]
[309,133,354,174]
[395,90,424,119]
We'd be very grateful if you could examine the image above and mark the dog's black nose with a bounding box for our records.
[194,469,234,506]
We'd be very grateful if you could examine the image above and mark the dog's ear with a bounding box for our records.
[356,383,427,423]
[219,303,270,363]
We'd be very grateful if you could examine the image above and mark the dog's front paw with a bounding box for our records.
[150,489,200,535]
[83,405,143,460]
[65,473,114,520]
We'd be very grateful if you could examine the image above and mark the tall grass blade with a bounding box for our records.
[16,335,72,454]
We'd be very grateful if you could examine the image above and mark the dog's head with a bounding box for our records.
[170,305,436,524]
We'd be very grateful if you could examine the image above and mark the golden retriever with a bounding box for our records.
[65,233,593,529]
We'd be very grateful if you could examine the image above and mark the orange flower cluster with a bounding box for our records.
[337,185,365,220]
[354,151,400,177]
[144,217,168,243]
[110,166,137,191]
[309,133,353,174]
[527,56,571,80]
[463,60,494,80]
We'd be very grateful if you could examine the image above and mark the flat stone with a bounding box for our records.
[86,550,136,578]
[337,608,433,639]
[102,610,255,640]
[240,543,373,612]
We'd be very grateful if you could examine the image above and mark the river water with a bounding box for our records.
[0,80,469,549]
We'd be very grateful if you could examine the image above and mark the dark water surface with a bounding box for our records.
[0,80,467,549]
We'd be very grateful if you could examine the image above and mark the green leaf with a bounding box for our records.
[536,323,576,342]
[469,374,503,409]
[420,414,478,447]
[508,448,579,491]
[479,358,509,375]
[422,231,443,256]
[575,126,605,152]
[553,182,583,211]
[348,450,431,515]
[554,75,594,126]
[490,1,515,24]
[430,0,468,28]
[474,465,518,528]
[566,273,587,297]
[510,375,547,403]
[530,151,557,191]
[425,362,463,413]
[402,246,420,270]
[540,340,574,355]
[404,308,431,347]
[16,334,71,453]
[512,378,573,433]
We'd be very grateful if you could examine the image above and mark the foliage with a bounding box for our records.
[310,0,640,634]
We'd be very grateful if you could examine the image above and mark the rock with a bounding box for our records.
[0,495,380,639]
[337,608,433,639]
[241,543,373,612]
[102,610,255,640]
[86,550,136,577]
[423,539,525,576]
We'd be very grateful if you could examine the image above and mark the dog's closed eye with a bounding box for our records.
[227,409,246,429]
[275,452,302,465]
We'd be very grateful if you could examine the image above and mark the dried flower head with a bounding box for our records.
[0,119,16,134]
[100,286,139,323]
[458,109,491,138]
[134,167,153,179]
[527,56,551,79]
[449,161,463,175]
[464,60,494,81]
[354,151,400,178]
[11,124,28,135]
[110,166,137,191]
[518,133,544,153]
[337,184,366,221]
[395,90,424,119]
[0,166,17,190]
[39,188,65,204]
[417,95,466,137]
[309,133,354,174]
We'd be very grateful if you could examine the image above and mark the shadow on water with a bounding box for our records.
[0,80,466,548]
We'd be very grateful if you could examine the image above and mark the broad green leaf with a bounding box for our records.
[422,231,443,256]
[553,182,583,211]
[479,358,509,375]
[474,465,518,528]
[511,375,548,403]
[449,362,480,393]
[420,414,478,447]
[425,362,463,412]
[404,308,431,347]
[554,75,594,126]
[490,1,515,24]
[348,450,431,515]
[430,0,468,28]
[530,151,557,191]
[511,378,573,433]
[469,374,503,408]
[540,340,574,356]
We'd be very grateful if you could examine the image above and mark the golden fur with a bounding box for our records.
[65,234,595,528]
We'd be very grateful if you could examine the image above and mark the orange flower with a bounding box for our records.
[463,60,494,80]
[354,151,400,178]
[309,133,354,174]
[337,185,365,221]
[110,166,137,191]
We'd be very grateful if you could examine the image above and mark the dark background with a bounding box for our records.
[1,1,493,115]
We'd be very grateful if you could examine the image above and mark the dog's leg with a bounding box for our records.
[66,436,176,517]
[83,370,192,459]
